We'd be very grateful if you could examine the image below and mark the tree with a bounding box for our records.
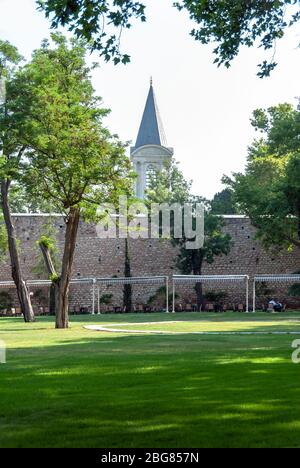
[146,158,191,205]
[38,1,300,76]
[37,234,59,316]
[123,238,132,313]
[211,188,237,215]
[175,0,300,77]
[226,102,300,250]
[7,182,56,213]
[0,220,7,261]
[37,0,146,64]
[12,34,134,328]
[175,205,232,310]
[288,270,300,297]
[34,223,61,315]
[147,160,232,310]
[0,40,35,322]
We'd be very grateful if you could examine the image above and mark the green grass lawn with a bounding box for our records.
[1,312,300,448]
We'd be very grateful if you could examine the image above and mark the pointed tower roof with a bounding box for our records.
[134,81,168,149]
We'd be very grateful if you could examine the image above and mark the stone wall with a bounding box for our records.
[0,214,300,311]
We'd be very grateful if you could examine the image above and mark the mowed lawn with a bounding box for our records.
[1,312,300,448]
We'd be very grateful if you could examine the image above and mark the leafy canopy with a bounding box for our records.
[175,0,300,77]
[226,102,300,250]
[38,1,300,76]
[146,159,232,274]
[211,188,237,215]
[10,34,134,217]
[37,0,146,64]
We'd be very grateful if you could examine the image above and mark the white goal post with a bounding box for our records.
[253,275,300,312]
[172,275,250,313]
[0,278,96,313]
[0,276,169,315]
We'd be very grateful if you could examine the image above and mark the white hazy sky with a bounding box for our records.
[1,0,300,198]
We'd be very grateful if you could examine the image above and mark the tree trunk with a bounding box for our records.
[192,250,204,312]
[39,241,58,316]
[56,207,80,329]
[123,238,132,313]
[1,180,35,322]
[195,281,204,312]
[49,284,56,316]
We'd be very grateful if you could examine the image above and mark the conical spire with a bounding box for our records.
[134,81,167,149]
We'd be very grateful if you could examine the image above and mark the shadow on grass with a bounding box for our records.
[0,329,300,448]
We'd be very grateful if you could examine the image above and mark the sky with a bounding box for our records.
[0,0,300,199]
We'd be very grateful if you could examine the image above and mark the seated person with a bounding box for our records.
[268,299,283,312]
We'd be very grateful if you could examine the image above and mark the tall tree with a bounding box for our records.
[147,160,232,310]
[146,158,191,205]
[38,1,300,75]
[123,238,132,313]
[227,102,300,251]
[12,34,134,328]
[211,188,237,215]
[0,40,35,322]
[173,196,232,310]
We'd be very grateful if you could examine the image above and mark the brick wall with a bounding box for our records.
[0,215,300,311]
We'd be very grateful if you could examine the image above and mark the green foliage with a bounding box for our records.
[256,282,276,299]
[147,286,178,306]
[227,102,300,250]
[211,188,237,215]
[33,223,60,278]
[33,289,48,305]
[0,39,22,75]
[100,293,113,305]
[0,40,24,181]
[38,235,56,252]
[10,34,134,218]
[288,284,300,297]
[204,290,228,303]
[0,290,12,310]
[176,210,232,274]
[0,220,8,261]
[288,269,300,297]
[147,158,233,280]
[146,159,192,205]
[37,1,299,76]
[50,273,59,283]
[8,182,56,213]
[175,0,300,77]
[37,0,146,64]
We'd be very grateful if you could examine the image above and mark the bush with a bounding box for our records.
[100,294,113,305]
[204,290,228,303]
[0,291,13,310]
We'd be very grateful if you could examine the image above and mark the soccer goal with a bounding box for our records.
[0,278,96,314]
[253,274,300,312]
[172,274,250,313]
[94,276,169,314]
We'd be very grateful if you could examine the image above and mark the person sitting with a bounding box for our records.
[268,299,283,312]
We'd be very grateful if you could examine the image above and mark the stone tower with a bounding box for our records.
[130,81,173,198]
